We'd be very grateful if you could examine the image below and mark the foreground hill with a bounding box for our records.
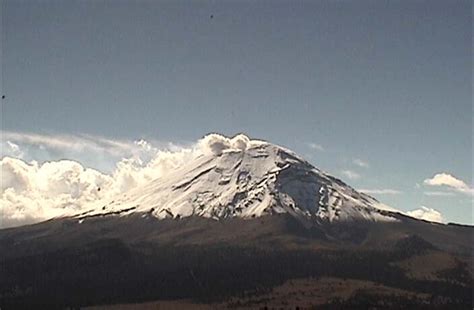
[1,213,472,309]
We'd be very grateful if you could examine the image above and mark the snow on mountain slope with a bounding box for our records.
[78,135,396,222]
[79,134,399,223]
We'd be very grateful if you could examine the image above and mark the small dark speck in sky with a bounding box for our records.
[1,95,5,99]
[210,14,214,19]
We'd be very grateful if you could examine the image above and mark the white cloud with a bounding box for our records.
[1,157,115,228]
[2,131,134,155]
[406,206,444,223]
[1,131,172,156]
[199,133,257,155]
[0,131,180,173]
[0,133,265,228]
[340,170,360,180]
[359,189,401,195]
[424,173,473,196]
[423,191,455,197]
[353,158,369,168]
[307,142,325,151]
[5,141,24,159]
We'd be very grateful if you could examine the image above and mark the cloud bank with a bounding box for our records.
[406,206,444,223]
[1,157,113,227]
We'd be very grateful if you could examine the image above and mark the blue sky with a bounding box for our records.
[1,0,472,224]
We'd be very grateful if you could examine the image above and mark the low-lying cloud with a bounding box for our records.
[1,157,114,227]
[406,206,444,223]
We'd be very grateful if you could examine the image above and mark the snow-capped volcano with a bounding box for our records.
[3,134,471,310]
[78,134,398,223]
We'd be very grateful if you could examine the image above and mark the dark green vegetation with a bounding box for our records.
[0,213,472,309]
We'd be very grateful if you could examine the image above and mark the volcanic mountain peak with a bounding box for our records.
[3,134,472,309]
[80,134,399,223]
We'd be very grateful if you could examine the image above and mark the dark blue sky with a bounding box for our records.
[1,0,472,223]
